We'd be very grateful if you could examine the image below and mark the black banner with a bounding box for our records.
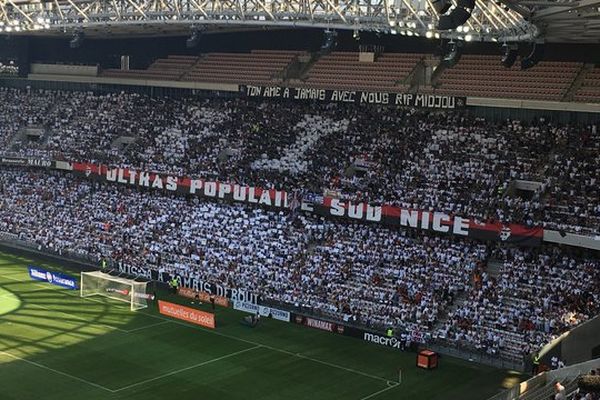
[303,197,544,246]
[116,264,258,304]
[291,314,361,336]
[244,85,466,109]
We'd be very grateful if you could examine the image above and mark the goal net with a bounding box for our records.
[80,270,150,311]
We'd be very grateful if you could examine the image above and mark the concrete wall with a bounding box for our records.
[467,96,600,113]
[544,230,600,251]
[561,315,600,365]
[26,73,240,92]
[31,63,99,76]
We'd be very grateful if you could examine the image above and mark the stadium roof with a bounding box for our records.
[0,0,598,43]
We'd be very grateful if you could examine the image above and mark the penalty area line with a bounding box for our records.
[0,350,115,393]
[1,272,398,390]
[359,382,400,400]
[112,345,262,392]
[138,310,394,385]
[125,320,170,333]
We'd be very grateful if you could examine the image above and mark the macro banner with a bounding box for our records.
[303,197,544,246]
[289,312,425,351]
[233,300,291,322]
[59,161,543,245]
[362,331,405,349]
[28,265,78,290]
[0,157,53,168]
[158,300,215,329]
[178,287,229,307]
[244,85,467,110]
[117,264,258,305]
[361,330,425,349]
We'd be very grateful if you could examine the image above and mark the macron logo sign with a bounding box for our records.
[28,266,78,290]
[363,332,402,349]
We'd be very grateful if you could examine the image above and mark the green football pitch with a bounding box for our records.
[0,251,523,400]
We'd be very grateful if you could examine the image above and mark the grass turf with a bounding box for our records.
[0,251,523,400]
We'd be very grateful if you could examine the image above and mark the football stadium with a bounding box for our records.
[0,0,599,399]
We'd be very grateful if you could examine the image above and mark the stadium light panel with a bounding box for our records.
[457,0,475,10]
[69,30,84,48]
[432,0,451,15]
[520,42,544,70]
[186,32,199,48]
[501,43,518,68]
[320,29,338,54]
[437,1,475,30]
[442,41,463,67]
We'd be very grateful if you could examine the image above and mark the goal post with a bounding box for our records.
[80,270,150,311]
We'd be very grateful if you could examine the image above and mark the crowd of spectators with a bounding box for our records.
[0,168,598,364]
[0,86,598,365]
[0,87,598,235]
[435,247,600,361]
[0,61,18,76]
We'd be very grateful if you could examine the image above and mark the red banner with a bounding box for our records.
[158,300,215,329]
[308,198,543,246]
[63,161,544,246]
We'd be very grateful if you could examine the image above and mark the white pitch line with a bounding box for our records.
[137,310,393,385]
[113,345,262,392]
[1,272,394,387]
[359,382,399,400]
[0,350,115,393]
[125,320,170,333]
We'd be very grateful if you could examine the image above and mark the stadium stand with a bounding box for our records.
[0,87,598,235]
[0,39,599,375]
[293,52,423,92]
[542,127,600,233]
[101,50,305,85]
[102,55,199,81]
[573,66,600,103]
[0,168,598,365]
[2,3,600,392]
[436,248,600,361]
[425,55,583,101]
[95,50,600,107]
[181,50,305,85]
